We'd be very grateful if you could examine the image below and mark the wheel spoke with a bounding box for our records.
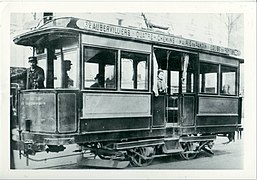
[129,147,155,167]
[180,142,198,160]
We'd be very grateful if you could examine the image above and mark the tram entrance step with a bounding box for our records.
[77,158,130,169]
[162,137,183,154]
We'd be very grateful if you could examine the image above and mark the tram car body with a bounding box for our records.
[11,17,244,168]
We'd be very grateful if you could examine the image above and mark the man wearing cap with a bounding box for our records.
[63,60,74,88]
[11,56,45,89]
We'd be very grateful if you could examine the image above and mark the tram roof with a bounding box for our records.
[13,17,243,61]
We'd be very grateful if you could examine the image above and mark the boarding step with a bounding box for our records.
[78,158,130,169]
[162,137,183,154]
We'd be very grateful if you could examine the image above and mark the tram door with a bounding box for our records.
[153,48,196,127]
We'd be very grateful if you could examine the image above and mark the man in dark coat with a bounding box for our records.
[11,56,45,89]
[63,60,74,88]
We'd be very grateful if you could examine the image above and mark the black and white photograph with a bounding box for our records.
[0,1,256,179]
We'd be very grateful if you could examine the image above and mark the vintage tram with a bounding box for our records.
[11,16,244,168]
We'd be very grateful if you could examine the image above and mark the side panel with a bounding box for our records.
[58,93,77,133]
[19,92,56,132]
[82,93,151,118]
[198,97,238,114]
[80,117,150,133]
[182,96,195,126]
[152,95,166,127]
[197,96,239,126]
[196,116,237,126]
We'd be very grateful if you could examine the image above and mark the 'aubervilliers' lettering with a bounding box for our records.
[76,19,240,56]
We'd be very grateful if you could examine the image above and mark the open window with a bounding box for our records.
[53,48,78,89]
[121,51,149,90]
[34,35,79,89]
[84,47,117,89]
[153,48,196,95]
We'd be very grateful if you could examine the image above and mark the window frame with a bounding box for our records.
[181,54,196,94]
[220,65,238,96]
[83,45,118,90]
[120,50,150,92]
[199,61,219,95]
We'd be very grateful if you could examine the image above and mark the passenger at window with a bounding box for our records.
[63,60,74,88]
[221,84,230,94]
[90,74,104,88]
[157,69,167,95]
[106,77,115,88]
[11,56,45,89]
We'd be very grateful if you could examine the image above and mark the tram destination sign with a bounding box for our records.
[76,19,240,56]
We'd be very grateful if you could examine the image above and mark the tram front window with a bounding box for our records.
[54,50,78,88]
[84,47,117,89]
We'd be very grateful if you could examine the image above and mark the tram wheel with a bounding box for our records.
[129,146,156,167]
[179,142,198,160]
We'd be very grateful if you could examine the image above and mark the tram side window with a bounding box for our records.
[121,51,149,90]
[221,66,237,95]
[84,47,117,89]
[199,63,219,94]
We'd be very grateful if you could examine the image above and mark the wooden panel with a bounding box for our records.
[82,34,151,52]
[80,117,150,133]
[82,93,151,118]
[153,95,166,127]
[20,92,56,132]
[199,53,239,67]
[198,97,238,114]
[167,96,178,124]
[182,96,195,126]
[58,93,77,133]
[196,116,238,126]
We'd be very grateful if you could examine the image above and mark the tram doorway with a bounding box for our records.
[153,47,197,127]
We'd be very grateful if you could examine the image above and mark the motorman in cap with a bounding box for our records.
[63,60,74,88]
[11,56,45,89]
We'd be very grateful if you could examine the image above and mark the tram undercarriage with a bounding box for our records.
[13,131,218,168]
[77,135,216,168]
